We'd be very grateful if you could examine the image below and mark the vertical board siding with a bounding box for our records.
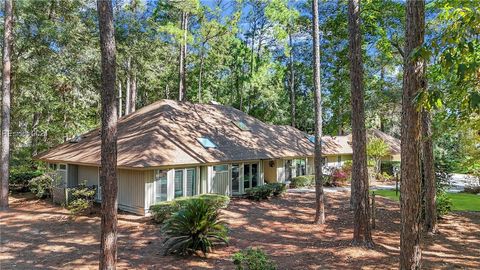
[117,169,145,214]
[212,171,230,195]
[78,166,99,187]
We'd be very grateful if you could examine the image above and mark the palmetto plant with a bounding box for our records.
[162,199,229,256]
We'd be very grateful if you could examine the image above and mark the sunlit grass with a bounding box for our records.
[371,189,480,212]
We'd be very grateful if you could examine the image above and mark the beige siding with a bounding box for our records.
[263,160,276,183]
[117,169,145,215]
[78,165,99,187]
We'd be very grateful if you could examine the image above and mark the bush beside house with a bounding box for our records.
[150,194,230,224]
[28,173,54,198]
[245,183,286,200]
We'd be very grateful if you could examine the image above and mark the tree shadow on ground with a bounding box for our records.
[1,192,479,269]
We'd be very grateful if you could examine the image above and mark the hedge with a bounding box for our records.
[245,183,287,201]
[149,194,230,224]
[290,175,315,188]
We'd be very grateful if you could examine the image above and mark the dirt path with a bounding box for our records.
[1,192,479,269]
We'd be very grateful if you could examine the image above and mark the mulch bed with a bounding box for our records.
[1,191,479,269]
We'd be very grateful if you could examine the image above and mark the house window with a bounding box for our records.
[233,121,250,131]
[174,170,184,198]
[186,168,196,197]
[197,137,217,148]
[155,170,168,203]
[49,163,57,170]
[174,168,197,198]
[251,163,258,187]
[59,164,67,170]
[213,164,228,172]
[337,156,342,164]
[295,159,306,176]
[243,162,259,190]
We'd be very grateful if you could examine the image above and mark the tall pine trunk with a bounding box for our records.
[178,11,187,101]
[400,0,425,268]
[130,73,136,113]
[289,32,296,128]
[118,80,122,117]
[312,0,325,225]
[422,110,436,233]
[97,0,118,268]
[125,57,131,114]
[348,0,373,247]
[1,0,13,210]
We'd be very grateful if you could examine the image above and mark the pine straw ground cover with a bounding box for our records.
[1,192,479,269]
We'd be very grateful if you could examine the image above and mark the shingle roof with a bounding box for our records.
[36,100,315,168]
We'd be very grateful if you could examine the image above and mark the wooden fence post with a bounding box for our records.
[371,191,376,229]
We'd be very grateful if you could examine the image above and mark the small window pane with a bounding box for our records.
[174,170,184,198]
[186,169,196,197]
[244,164,251,190]
[155,170,168,203]
[213,165,228,172]
[232,164,240,193]
[59,164,67,170]
[197,137,217,148]
[49,163,57,170]
[251,164,258,187]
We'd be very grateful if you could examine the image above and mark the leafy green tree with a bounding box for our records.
[367,137,389,174]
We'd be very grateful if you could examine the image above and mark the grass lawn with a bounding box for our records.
[371,189,480,212]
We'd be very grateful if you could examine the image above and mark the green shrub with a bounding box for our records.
[436,192,453,217]
[435,169,453,217]
[380,161,401,176]
[232,247,277,270]
[67,183,97,216]
[269,183,286,196]
[150,194,230,224]
[28,173,54,198]
[290,175,314,188]
[245,183,286,201]
[245,185,273,200]
[9,168,43,192]
[162,199,228,256]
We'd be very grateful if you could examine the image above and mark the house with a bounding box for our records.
[36,100,315,215]
[321,129,401,169]
[36,99,401,215]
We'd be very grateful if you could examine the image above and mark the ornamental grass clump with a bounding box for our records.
[162,199,228,256]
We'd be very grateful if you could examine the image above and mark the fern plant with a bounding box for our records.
[162,199,228,256]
